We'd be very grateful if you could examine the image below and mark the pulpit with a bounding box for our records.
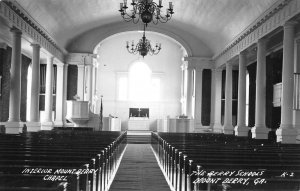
[103,116,121,131]
[66,100,89,127]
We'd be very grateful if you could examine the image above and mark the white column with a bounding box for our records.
[235,51,249,136]
[251,39,269,139]
[295,39,300,143]
[210,69,215,130]
[77,65,85,101]
[27,43,41,131]
[276,22,297,143]
[6,27,23,134]
[85,64,93,105]
[42,56,54,129]
[223,62,234,134]
[194,67,203,130]
[92,62,98,113]
[62,64,69,126]
[212,69,223,133]
[181,64,186,115]
[54,63,64,126]
[186,64,194,118]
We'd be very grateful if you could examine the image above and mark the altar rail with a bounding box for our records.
[0,130,127,191]
[151,132,300,191]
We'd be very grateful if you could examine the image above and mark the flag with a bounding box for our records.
[99,97,103,130]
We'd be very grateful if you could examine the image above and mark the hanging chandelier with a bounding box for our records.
[126,25,161,57]
[119,0,174,26]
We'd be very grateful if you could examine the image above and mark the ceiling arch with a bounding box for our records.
[66,21,210,57]
[14,0,278,56]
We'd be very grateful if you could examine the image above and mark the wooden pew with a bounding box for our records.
[0,130,127,191]
[152,132,300,191]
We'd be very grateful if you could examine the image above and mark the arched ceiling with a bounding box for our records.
[15,0,278,56]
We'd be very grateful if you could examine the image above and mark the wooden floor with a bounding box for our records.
[109,144,171,191]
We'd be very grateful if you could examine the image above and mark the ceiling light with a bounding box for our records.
[119,0,174,26]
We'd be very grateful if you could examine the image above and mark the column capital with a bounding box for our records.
[55,62,65,67]
[239,51,247,65]
[239,50,247,56]
[226,61,233,67]
[296,38,300,44]
[283,21,298,29]
[10,27,22,36]
[93,62,99,68]
[211,67,223,73]
[86,64,93,68]
[257,37,267,45]
[30,43,40,49]
[77,64,85,69]
[195,67,204,73]
[47,55,54,62]
[181,63,188,70]
[186,63,195,71]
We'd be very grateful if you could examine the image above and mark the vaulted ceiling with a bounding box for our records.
[15,0,278,56]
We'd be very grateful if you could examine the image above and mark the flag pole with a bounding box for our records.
[99,95,103,131]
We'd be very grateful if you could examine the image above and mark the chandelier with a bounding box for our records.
[119,0,174,26]
[126,25,161,57]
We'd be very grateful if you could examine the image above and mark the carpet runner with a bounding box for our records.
[109,144,171,191]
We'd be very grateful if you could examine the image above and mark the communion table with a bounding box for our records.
[128,117,150,131]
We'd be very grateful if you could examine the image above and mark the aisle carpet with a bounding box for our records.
[109,144,171,191]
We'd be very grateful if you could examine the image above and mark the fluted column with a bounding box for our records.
[251,38,269,139]
[223,62,234,134]
[212,69,223,133]
[276,22,297,143]
[186,64,194,118]
[84,64,93,105]
[235,51,249,136]
[194,67,203,130]
[27,44,41,131]
[77,65,85,101]
[54,63,64,126]
[6,27,22,134]
[42,56,54,129]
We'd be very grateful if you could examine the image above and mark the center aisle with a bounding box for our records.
[109,144,171,191]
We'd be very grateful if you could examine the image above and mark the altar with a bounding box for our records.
[127,108,150,130]
[128,117,150,130]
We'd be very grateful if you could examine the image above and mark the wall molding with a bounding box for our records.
[213,0,300,68]
[0,1,65,61]
[66,53,97,65]
[184,56,214,69]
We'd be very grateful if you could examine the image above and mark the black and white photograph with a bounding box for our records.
[0,0,300,190]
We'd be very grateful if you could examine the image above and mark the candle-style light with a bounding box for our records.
[119,0,174,26]
[126,24,161,58]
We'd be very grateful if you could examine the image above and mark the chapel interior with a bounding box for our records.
[0,0,300,191]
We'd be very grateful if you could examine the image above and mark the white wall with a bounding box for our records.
[95,31,187,130]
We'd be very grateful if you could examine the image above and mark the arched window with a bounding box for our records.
[129,61,152,101]
[117,61,161,102]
